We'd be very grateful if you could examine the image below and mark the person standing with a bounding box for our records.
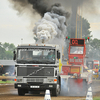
[0,64,3,76]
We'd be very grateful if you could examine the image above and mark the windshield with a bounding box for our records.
[70,46,84,54]
[17,48,55,64]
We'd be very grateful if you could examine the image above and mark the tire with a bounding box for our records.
[52,84,60,96]
[18,88,25,96]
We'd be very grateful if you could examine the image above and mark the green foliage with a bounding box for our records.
[0,47,6,59]
[90,38,100,49]
[0,80,15,84]
[5,51,13,59]
[0,42,16,60]
[93,97,100,100]
[86,38,100,60]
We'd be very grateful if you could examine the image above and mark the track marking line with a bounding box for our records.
[0,92,10,95]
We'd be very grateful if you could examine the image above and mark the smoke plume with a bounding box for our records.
[9,0,70,44]
[28,0,48,17]
[9,0,97,42]
[33,3,70,43]
[27,1,70,43]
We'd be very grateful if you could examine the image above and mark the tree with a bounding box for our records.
[8,43,15,51]
[0,42,16,60]
[0,46,6,59]
[2,42,9,51]
[82,18,92,38]
[5,51,13,60]
[86,38,100,61]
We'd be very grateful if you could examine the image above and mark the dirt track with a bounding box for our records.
[0,80,100,100]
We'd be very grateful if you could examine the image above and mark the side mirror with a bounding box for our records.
[13,50,16,60]
[57,51,60,59]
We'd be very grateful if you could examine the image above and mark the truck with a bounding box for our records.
[13,44,62,96]
[86,60,99,70]
[87,60,99,79]
[61,38,92,96]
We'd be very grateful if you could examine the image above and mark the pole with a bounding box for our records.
[21,38,23,44]
[81,7,82,38]
[75,13,77,38]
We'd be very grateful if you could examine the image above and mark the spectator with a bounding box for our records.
[0,64,3,76]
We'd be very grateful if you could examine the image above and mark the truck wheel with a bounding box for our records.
[18,88,25,96]
[52,84,60,96]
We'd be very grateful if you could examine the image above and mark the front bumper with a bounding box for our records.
[15,83,57,91]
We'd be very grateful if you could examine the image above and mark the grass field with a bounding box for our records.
[93,97,100,100]
[94,97,100,100]
[0,80,15,84]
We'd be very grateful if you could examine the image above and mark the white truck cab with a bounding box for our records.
[13,44,62,96]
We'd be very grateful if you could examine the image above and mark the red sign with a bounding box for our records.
[72,39,78,45]
[71,39,84,45]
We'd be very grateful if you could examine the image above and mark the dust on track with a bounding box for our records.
[0,79,100,100]
[0,85,85,100]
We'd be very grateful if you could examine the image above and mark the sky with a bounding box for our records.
[0,0,100,46]
[0,0,37,46]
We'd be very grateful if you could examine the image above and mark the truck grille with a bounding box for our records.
[26,78,44,82]
[17,67,54,76]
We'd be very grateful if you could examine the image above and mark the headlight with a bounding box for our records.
[17,79,23,82]
[44,78,57,83]
[48,79,54,82]
[44,78,54,83]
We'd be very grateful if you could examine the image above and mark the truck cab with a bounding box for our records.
[13,44,62,96]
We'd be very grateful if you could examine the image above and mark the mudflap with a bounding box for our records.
[67,78,88,96]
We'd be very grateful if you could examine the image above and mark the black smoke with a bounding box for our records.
[28,0,48,17]
[9,0,70,18]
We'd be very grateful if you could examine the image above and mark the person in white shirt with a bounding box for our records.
[74,47,83,54]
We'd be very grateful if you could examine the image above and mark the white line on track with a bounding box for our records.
[0,84,14,86]
[76,98,86,100]
[0,92,10,95]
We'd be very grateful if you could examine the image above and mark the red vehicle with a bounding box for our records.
[61,38,92,96]
[93,60,99,73]
[87,60,99,78]
[87,60,99,71]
